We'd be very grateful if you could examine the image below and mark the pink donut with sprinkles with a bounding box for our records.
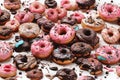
[95,45,120,65]
[50,24,75,44]
[0,42,13,62]
[98,3,120,22]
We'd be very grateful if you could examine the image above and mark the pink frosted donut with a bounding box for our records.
[101,27,119,44]
[0,42,13,62]
[5,19,20,32]
[78,76,95,80]
[31,40,53,59]
[116,66,120,76]
[95,45,120,65]
[56,8,67,20]
[29,1,45,14]
[45,8,58,22]
[50,24,75,44]
[15,11,34,24]
[70,12,84,23]
[98,3,120,22]
[0,64,17,78]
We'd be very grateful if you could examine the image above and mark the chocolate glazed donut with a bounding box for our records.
[55,68,77,80]
[0,10,10,25]
[45,0,57,8]
[76,0,95,9]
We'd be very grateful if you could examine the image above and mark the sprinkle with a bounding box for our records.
[97,56,106,60]
[74,25,79,31]
[15,40,24,48]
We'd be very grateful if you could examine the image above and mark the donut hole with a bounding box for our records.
[27,26,32,30]
[40,43,45,48]
[64,1,69,4]
[50,11,54,15]
[35,5,39,9]
[10,0,15,2]
[20,14,25,19]
[61,49,67,53]
[59,29,66,35]
[107,51,112,54]
[33,71,37,74]
[107,8,113,13]
[82,64,90,69]
[108,32,113,37]
[80,44,84,47]
[11,20,15,25]
[4,65,11,72]
[83,29,91,36]
[21,56,27,62]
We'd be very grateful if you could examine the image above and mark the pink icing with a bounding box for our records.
[50,24,75,44]
[57,8,67,20]
[61,0,72,10]
[29,1,45,14]
[31,40,53,58]
[96,45,120,64]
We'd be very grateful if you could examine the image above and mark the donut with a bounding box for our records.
[98,3,120,22]
[71,42,92,57]
[0,64,17,78]
[81,16,105,31]
[52,47,75,65]
[0,10,10,25]
[95,45,120,65]
[76,28,99,48]
[14,54,37,70]
[15,11,34,24]
[101,27,120,44]
[0,26,13,40]
[31,40,53,59]
[4,0,21,10]
[76,0,95,9]
[55,68,77,80]
[70,12,84,23]
[50,24,75,44]
[45,0,57,8]
[45,8,58,22]
[5,19,20,32]
[116,66,120,76]
[19,23,40,39]
[5,77,17,80]
[26,69,43,80]
[56,8,67,20]
[76,58,103,75]
[61,17,77,26]
[29,1,45,14]
[33,13,42,22]
[78,76,95,80]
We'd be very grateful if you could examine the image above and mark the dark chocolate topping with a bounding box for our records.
[37,18,48,26]
[45,0,57,8]
[33,13,42,22]
[0,26,12,36]
[0,10,10,22]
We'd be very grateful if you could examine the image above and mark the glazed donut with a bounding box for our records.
[0,26,13,40]
[52,47,75,65]
[27,69,43,80]
[5,19,20,32]
[29,1,45,14]
[76,28,99,48]
[81,16,105,31]
[45,8,58,22]
[95,45,120,65]
[0,10,10,25]
[15,11,34,24]
[61,17,77,26]
[56,8,67,20]
[45,0,57,8]
[101,27,119,44]
[76,58,103,75]
[4,0,21,10]
[78,76,95,80]
[70,12,84,23]
[76,0,95,9]
[116,66,120,76]
[31,40,53,59]
[0,42,13,62]
[19,23,40,39]
[55,68,77,80]
[50,24,75,44]
[0,64,17,78]
[71,42,92,57]
[98,3,120,22]
[14,54,37,70]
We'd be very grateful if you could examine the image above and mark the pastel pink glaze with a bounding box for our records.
[15,11,34,24]
[0,42,13,62]
[57,8,67,20]
[5,19,20,31]
[71,12,84,23]
[50,24,75,44]
[116,66,120,76]
[0,64,17,77]
[98,3,120,20]
[96,45,120,64]
[29,1,45,14]
[45,8,58,22]
[31,40,53,58]
[61,0,72,10]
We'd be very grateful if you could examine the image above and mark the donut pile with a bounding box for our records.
[0,0,120,80]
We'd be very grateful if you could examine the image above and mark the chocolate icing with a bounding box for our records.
[45,0,57,8]
[0,10,10,22]
[0,26,12,36]
[33,13,42,22]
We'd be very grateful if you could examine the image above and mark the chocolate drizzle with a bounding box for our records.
[45,0,57,8]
